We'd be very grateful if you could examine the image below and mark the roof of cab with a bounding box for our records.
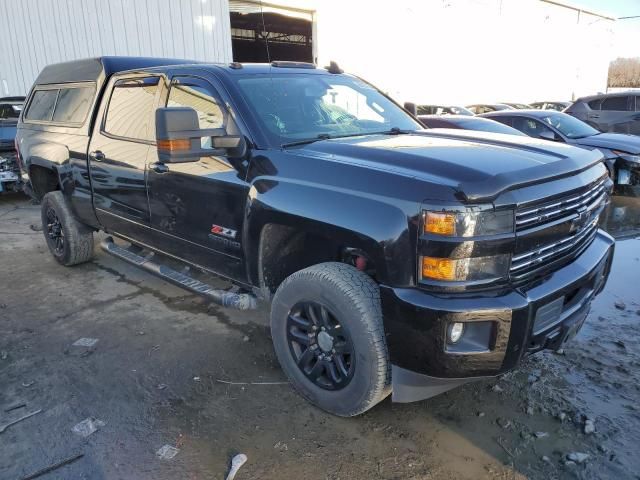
[33,57,338,86]
[33,56,201,85]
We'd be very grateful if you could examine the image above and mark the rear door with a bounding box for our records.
[598,95,632,133]
[88,74,160,240]
[145,71,251,282]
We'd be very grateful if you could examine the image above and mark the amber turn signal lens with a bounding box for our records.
[421,256,456,281]
[424,212,456,236]
[157,138,190,151]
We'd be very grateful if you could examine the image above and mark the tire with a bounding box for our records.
[41,191,94,266]
[270,262,391,416]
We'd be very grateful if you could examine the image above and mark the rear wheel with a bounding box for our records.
[270,262,391,416]
[41,191,94,266]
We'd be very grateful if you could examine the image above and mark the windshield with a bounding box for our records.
[540,113,598,139]
[449,106,474,116]
[459,119,525,135]
[235,74,422,146]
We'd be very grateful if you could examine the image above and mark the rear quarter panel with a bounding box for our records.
[18,124,98,227]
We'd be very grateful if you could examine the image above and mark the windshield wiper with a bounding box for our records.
[281,134,331,148]
[280,128,411,148]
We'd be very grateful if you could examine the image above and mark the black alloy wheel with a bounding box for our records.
[286,301,355,390]
[45,206,65,257]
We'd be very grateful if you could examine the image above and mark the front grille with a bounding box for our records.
[515,176,608,231]
[511,219,598,276]
[511,175,608,281]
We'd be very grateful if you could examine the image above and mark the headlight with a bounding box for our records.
[421,254,511,281]
[423,209,514,237]
[420,207,514,284]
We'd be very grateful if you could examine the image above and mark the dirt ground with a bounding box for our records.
[1,192,639,480]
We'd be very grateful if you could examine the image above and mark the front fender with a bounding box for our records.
[243,177,419,287]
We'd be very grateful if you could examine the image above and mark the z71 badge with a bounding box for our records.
[211,225,238,238]
[208,224,241,252]
[209,224,237,239]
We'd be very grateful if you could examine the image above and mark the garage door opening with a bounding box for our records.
[229,1,313,63]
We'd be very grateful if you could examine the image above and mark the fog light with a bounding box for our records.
[448,322,465,344]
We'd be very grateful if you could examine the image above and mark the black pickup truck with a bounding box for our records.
[16,57,614,416]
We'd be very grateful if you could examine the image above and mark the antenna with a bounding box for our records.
[260,1,271,63]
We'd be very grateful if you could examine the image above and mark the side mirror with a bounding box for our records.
[538,130,559,142]
[155,107,246,163]
[404,102,417,116]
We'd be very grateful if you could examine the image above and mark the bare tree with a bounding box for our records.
[608,57,640,87]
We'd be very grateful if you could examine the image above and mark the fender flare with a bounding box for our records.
[243,178,416,289]
[26,143,72,195]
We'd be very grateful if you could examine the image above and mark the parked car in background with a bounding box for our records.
[482,109,640,195]
[565,92,640,135]
[416,104,474,116]
[0,96,24,149]
[466,103,514,114]
[0,96,25,193]
[530,101,571,111]
[418,114,526,136]
[500,102,533,110]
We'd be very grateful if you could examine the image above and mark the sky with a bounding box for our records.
[572,0,640,58]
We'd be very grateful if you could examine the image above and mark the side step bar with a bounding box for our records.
[100,237,257,311]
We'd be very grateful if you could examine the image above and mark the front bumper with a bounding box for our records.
[381,230,615,401]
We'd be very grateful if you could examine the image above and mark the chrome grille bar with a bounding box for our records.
[511,220,598,273]
[516,177,607,229]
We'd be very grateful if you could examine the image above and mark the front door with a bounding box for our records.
[146,73,251,282]
[88,75,160,242]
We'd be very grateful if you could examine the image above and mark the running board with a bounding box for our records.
[100,237,257,310]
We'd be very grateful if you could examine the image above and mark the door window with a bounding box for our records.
[601,96,630,112]
[167,77,225,129]
[634,96,640,112]
[587,99,602,110]
[104,77,160,141]
[25,90,58,121]
[166,77,226,149]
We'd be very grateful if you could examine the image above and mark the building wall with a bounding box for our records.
[0,0,233,96]
[0,0,615,105]
[312,0,615,104]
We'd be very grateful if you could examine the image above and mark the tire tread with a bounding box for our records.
[41,191,94,266]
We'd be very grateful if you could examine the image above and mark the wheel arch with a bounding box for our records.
[25,143,71,199]
[243,181,415,297]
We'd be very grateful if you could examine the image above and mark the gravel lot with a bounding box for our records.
[1,192,639,480]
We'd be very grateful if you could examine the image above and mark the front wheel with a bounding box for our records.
[270,262,391,416]
[41,191,94,266]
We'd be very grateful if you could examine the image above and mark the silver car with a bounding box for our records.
[565,92,640,135]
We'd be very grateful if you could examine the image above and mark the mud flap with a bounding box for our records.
[391,365,488,403]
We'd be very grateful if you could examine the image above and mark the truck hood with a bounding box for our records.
[572,133,640,155]
[301,130,604,202]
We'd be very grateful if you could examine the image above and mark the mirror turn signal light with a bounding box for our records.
[422,256,456,281]
[424,212,456,236]
[157,138,191,151]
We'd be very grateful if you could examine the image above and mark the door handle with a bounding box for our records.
[89,150,105,161]
[150,162,169,174]
[590,114,600,119]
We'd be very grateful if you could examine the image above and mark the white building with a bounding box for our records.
[0,0,615,104]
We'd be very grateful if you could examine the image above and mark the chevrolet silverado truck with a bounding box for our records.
[16,57,614,416]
